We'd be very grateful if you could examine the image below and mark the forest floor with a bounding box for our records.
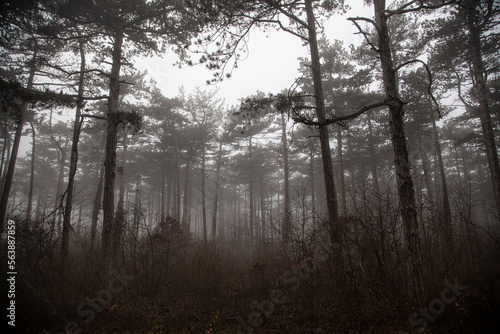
[6,222,500,334]
[16,272,500,334]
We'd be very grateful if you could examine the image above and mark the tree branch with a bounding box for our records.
[455,71,476,110]
[478,0,495,31]
[347,17,380,53]
[276,19,309,41]
[292,100,389,127]
[385,0,457,17]
[81,114,107,120]
[68,69,110,78]
[395,59,441,118]
[266,0,309,29]
[347,16,378,29]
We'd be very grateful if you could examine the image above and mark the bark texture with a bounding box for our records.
[374,0,422,295]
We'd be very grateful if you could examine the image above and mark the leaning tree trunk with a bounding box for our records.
[374,0,423,296]
[60,38,85,268]
[101,29,124,277]
[304,0,340,246]
[0,46,37,233]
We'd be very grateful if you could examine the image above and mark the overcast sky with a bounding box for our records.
[20,1,375,156]
[135,0,374,107]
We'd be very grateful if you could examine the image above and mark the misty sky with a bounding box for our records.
[136,0,373,106]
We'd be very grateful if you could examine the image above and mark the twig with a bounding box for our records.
[347,17,380,53]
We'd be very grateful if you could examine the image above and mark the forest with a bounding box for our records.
[0,0,499,333]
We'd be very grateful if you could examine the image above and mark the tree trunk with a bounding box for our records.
[308,140,316,219]
[61,38,86,268]
[418,143,436,217]
[113,130,128,261]
[133,175,141,241]
[161,155,166,222]
[212,139,223,241]
[174,133,181,222]
[26,122,36,223]
[337,125,347,216]
[269,188,274,249]
[91,161,105,251]
[260,178,266,249]
[431,110,452,249]
[281,112,291,244]
[0,117,11,184]
[35,191,44,224]
[182,157,191,233]
[219,186,225,240]
[367,115,382,217]
[304,0,340,245]
[55,140,68,234]
[201,146,207,247]
[166,170,172,217]
[453,147,463,189]
[101,30,124,276]
[374,0,422,295]
[254,181,261,248]
[248,136,254,251]
[0,46,36,232]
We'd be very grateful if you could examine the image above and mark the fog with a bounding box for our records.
[1,0,499,333]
